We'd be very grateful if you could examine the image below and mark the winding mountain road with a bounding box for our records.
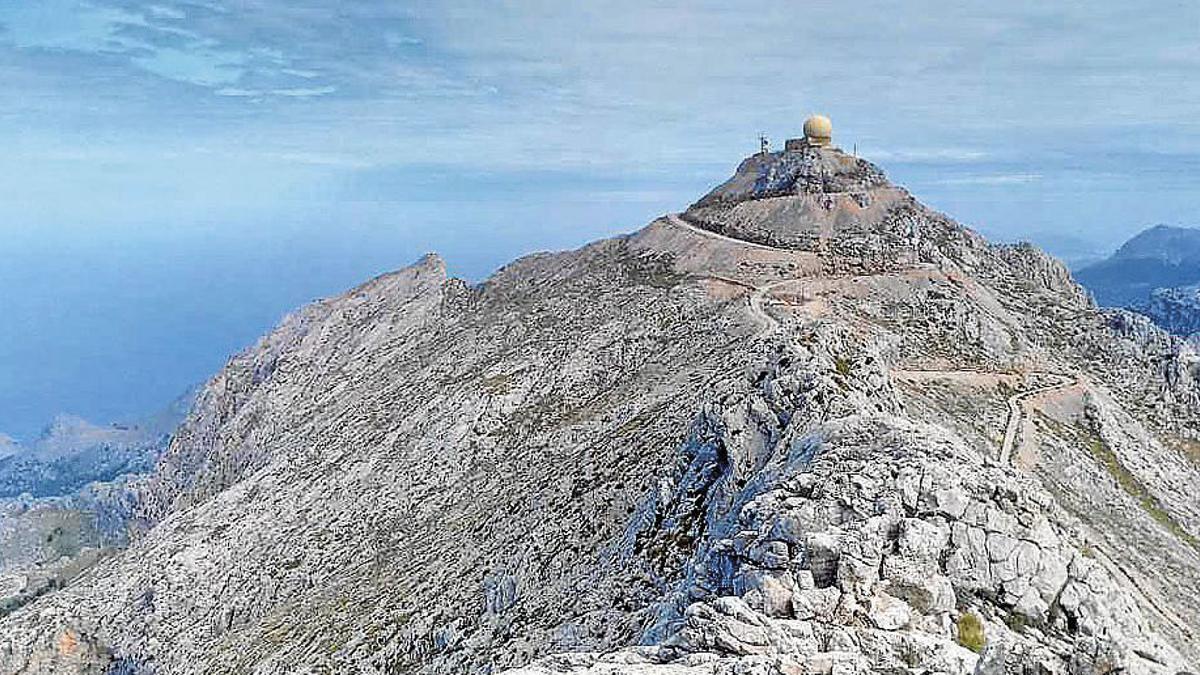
[664,213,800,336]
[999,373,1077,465]
[664,213,784,253]
[666,213,1084,451]
[665,212,1193,649]
[669,211,1077,457]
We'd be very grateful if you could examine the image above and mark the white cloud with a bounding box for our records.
[145,4,185,20]
[271,86,336,97]
[280,68,320,79]
[867,148,992,164]
[936,173,1043,186]
[2,0,1200,245]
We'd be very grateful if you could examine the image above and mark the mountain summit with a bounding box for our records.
[682,142,986,274]
[2,132,1198,675]
[1113,225,1200,267]
[1076,225,1200,337]
[1076,225,1200,307]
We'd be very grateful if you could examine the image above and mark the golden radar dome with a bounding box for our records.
[802,114,833,147]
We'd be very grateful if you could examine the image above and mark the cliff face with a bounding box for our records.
[2,148,1199,675]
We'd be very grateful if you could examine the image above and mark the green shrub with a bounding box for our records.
[957,613,985,653]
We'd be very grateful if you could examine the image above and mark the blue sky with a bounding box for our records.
[2,1,1199,438]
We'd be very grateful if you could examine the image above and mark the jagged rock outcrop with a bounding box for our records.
[509,328,1189,675]
[1,146,1197,674]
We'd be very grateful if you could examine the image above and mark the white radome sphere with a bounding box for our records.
[803,115,833,144]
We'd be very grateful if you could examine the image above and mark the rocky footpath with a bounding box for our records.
[1,146,1197,674]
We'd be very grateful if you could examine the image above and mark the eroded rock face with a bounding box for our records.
[1,150,1198,674]
[516,325,1186,674]
[683,148,913,268]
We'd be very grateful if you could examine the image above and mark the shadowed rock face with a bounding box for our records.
[1,150,1199,675]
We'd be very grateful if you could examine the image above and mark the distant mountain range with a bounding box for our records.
[0,391,193,620]
[1076,225,1200,336]
[0,415,164,500]
[0,391,192,500]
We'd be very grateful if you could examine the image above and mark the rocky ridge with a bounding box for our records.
[1,145,1198,674]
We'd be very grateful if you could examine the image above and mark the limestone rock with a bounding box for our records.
[0,147,1196,675]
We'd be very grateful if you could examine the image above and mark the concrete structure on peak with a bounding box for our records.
[785,114,834,151]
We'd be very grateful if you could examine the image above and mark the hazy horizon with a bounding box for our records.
[3,1,1200,439]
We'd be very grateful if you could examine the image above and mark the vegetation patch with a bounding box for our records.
[480,373,513,395]
[1083,434,1199,550]
[622,251,688,289]
[957,612,985,653]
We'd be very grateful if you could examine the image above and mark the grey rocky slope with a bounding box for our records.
[2,144,1199,675]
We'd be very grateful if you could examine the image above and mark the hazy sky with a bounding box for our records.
[2,1,1199,438]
